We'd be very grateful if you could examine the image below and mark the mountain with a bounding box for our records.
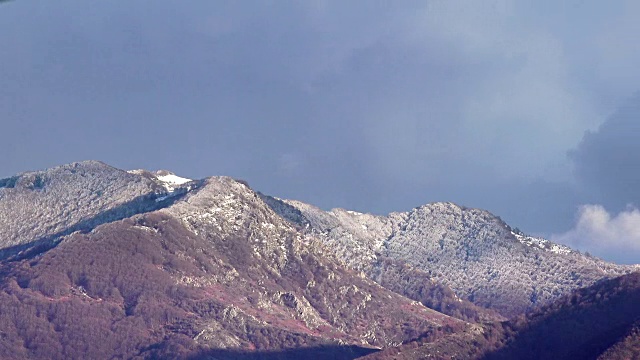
[0,161,196,260]
[279,200,635,317]
[260,197,505,324]
[0,162,467,359]
[362,272,640,360]
[0,161,637,359]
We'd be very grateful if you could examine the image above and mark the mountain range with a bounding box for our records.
[0,160,638,359]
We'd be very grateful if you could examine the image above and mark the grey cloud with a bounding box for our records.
[546,92,640,264]
[570,92,640,211]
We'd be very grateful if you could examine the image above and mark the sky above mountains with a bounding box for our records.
[1,1,639,263]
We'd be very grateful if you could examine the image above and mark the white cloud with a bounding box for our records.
[552,204,640,264]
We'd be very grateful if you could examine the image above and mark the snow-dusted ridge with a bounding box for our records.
[0,161,195,260]
[280,200,635,317]
[512,231,572,255]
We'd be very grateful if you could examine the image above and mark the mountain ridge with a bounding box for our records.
[0,160,638,359]
[1,160,635,316]
[277,197,635,316]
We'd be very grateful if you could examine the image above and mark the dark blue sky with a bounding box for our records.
[2,1,640,263]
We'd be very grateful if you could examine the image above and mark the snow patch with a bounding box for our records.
[157,174,191,186]
[128,169,193,192]
[513,232,572,255]
[157,173,192,191]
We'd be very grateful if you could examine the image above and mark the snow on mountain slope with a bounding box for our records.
[282,200,634,317]
[259,197,503,323]
[281,200,393,271]
[0,162,156,253]
[156,172,192,186]
[0,162,198,260]
[512,231,571,255]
